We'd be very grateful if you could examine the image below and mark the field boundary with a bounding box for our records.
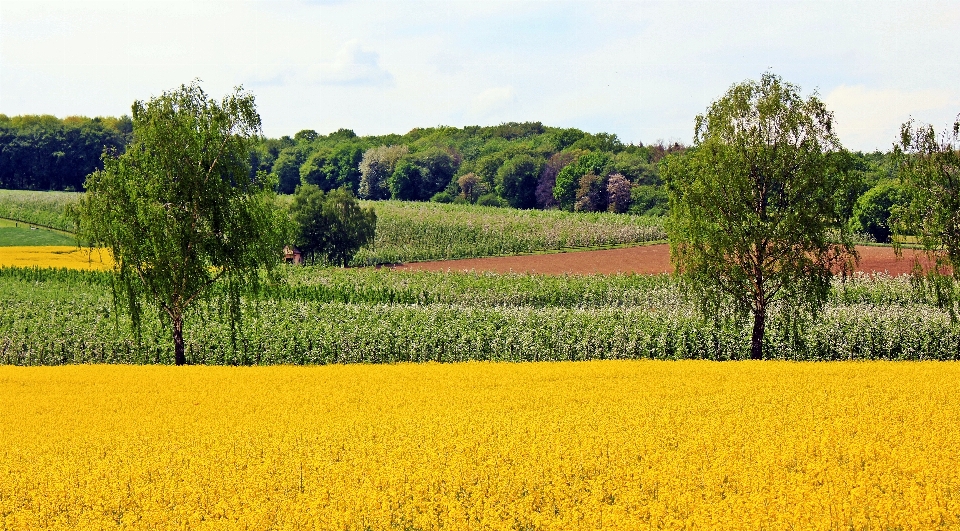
[0,216,75,236]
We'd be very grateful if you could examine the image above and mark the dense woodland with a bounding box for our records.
[0,114,131,191]
[0,115,905,239]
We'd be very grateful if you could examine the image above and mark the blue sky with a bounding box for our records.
[2,0,959,151]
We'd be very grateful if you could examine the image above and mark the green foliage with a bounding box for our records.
[895,116,960,316]
[300,143,366,194]
[628,185,669,216]
[611,151,658,185]
[476,193,506,208]
[294,129,318,143]
[388,148,459,201]
[272,146,307,194]
[290,185,376,266]
[553,151,611,210]
[849,179,910,243]
[389,158,427,200]
[569,132,624,153]
[430,191,454,203]
[662,72,858,360]
[496,154,543,209]
[73,82,288,365]
[358,145,408,200]
[550,128,586,151]
[0,114,130,191]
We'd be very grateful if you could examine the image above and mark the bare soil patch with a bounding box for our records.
[393,244,932,276]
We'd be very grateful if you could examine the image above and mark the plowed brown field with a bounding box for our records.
[393,244,931,276]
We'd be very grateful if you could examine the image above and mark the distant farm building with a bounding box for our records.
[283,246,303,265]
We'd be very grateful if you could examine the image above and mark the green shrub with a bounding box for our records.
[849,179,910,243]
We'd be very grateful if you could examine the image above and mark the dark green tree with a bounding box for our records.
[849,179,910,243]
[272,146,307,194]
[895,115,960,313]
[74,82,288,365]
[388,158,426,200]
[661,73,858,360]
[300,144,365,193]
[496,154,542,209]
[289,184,376,266]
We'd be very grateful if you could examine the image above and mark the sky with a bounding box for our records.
[1,0,959,152]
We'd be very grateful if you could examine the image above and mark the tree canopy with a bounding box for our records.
[289,184,377,266]
[661,73,858,360]
[895,115,960,314]
[74,82,288,365]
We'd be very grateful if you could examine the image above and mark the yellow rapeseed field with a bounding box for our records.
[2,361,959,530]
[0,246,111,270]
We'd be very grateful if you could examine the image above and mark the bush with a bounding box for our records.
[849,179,910,243]
[430,191,454,203]
[476,193,506,208]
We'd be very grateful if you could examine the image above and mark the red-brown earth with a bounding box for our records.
[393,244,934,276]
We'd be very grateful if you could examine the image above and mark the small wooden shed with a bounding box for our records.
[283,246,303,265]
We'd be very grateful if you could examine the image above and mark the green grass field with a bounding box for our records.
[0,219,77,246]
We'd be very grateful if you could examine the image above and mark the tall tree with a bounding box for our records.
[895,115,960,313]
[74,82,288,365]
[661,73,858,360]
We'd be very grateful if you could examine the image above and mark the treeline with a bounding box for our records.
[0,115,904,229]
[252,122,683,215]
[0,114,131,191]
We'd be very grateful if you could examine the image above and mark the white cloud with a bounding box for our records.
[2,1,960,146]
[319,40,393,87]
[824,85,960,152]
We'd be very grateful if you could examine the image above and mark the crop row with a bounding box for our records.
[2,269,958,364]
[353,200,666,264]
[0,191,665,263]
[0,189,79,231]
[1,266,935,309]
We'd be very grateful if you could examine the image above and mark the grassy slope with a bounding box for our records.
[0,219,77,246]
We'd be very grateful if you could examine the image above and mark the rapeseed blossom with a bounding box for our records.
[1,361,959,529]
[0,246,110,270]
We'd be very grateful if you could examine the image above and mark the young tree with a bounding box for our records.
[289,184,376,266]
[895,115,960,312]
[74,82,288,365]
[661,73,858,360]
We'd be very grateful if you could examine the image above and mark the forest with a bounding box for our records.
[0,115,903,241]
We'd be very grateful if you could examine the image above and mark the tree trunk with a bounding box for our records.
[750,307,765,360]
[173,314,186,366]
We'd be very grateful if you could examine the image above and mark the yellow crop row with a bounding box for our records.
[0,246,111,270]
[1,361,959,530]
